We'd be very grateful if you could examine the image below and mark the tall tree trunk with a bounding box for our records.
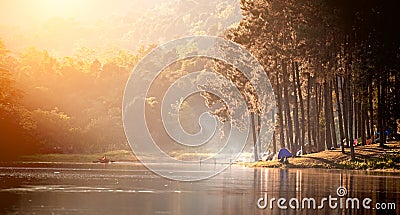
[328,80,338,148]
[377,80,382,144]
[334,76,345,153]
[295,62,306,149]
[342,76,350,148]
[347,74,355,160]
[251,112,259,161]
[315,83,319,151]
[378,74,386,147]
[272,132,277,154]
[395,72,400,135]
[357,91,363,141]
[276,71,285,149]
[257,113,261,152]
[361,101,367,146]
[324,81,332,150]
[282,60,294,151]
[292,62,300,150]
[365,84,371,140]
[306,73,313,149]
[364,106,370,141]
[315,83,322,151]
[368,76,374,139]
[354,89,359,139]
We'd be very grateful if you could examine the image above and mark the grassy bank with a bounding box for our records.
[16,142,400,171]
[249,142,400,171]
[19,150,137,163]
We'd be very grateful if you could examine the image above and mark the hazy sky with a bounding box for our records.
[0,0,161,26]
[0,0,242,55]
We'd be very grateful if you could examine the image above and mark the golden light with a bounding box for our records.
[33,0,88,19]
[1,0,132,26]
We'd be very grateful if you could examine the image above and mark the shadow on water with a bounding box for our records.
[0,162,399,214]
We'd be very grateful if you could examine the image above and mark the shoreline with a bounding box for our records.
[9,142,400,172]
[246,142,400,171]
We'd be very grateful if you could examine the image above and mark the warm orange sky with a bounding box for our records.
[0,0,159,26]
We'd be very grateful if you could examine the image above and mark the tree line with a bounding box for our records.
[1,0,399,161]
[221,0,400,159]
[0,40,155,159]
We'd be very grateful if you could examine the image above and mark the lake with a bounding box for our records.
[0,162,398,214]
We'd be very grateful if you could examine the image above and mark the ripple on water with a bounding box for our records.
[0,185,186,194]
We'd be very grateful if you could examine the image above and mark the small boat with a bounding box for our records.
[93,155,114,163]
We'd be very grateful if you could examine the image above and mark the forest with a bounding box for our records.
[221,0,400,160]
[1,0,399,161]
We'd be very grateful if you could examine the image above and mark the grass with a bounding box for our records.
[168,152,216,161]
[19,150,216,163]
[249,142,400,171]
[19,150,137,163]
[340,151,400,170]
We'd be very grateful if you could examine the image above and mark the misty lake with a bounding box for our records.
[0,162,398,214]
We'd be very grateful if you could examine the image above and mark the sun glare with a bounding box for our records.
[0,0,135,26]
[35,0,85,19]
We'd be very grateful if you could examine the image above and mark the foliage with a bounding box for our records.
[0,39,156,157]
[0,40,38,159]
[1,0,399,164]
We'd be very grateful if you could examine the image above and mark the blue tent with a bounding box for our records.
[278,148,292,159]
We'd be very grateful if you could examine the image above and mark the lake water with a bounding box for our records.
[0,162,398,214]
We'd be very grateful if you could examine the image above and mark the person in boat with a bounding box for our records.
[97,155,109,163]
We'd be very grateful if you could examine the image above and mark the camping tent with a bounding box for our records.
[278,148,292,159]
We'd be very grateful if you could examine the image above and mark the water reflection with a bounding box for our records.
[254,168,399,215]
[0,163,399,214]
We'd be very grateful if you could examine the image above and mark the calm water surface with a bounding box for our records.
[0,162,398,214]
